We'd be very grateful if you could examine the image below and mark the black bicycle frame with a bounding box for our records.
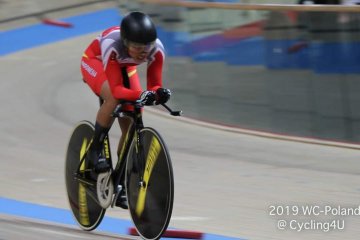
[111,102,145,195]
[74,100,181,191]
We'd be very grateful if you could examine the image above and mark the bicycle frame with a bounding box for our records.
[73,100,181,204]
[66,96,182,238]
[106,100,181,194]
[111,102,146,199]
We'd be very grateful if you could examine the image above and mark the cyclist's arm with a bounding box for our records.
[105,56,142,101]
[146,44,165,91]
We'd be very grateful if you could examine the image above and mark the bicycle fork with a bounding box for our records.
[136,131,146,188]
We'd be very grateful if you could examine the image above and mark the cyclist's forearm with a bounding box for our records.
[112,86,142,101]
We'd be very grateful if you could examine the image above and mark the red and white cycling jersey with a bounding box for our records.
[81,26,165,101]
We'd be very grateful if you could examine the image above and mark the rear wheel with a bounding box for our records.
[126,127,174,240]
[65,121,105,230]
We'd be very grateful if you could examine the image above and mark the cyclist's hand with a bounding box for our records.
[155,88,171,105]
[139,90,156,105]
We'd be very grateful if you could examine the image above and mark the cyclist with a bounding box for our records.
[80,11,171,207]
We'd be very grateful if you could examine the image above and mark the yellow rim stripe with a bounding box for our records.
[135,136,161,217]
[78,138,90,226]
[82,53,89,59]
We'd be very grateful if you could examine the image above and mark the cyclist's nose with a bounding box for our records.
[138,52,147,58]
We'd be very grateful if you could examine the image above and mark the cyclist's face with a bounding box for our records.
[126,41,154,61]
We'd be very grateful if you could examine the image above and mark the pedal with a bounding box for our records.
[111,185,123,208]
[96,170,114,209]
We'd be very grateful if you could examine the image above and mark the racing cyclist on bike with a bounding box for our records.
[80,11,171,208]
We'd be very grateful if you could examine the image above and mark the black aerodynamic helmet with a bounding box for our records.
[120,11,157,45]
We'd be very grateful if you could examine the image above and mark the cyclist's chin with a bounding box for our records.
[135,55,147,61]
[129,52,147,62]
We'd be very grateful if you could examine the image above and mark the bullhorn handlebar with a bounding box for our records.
[112,101,182,118]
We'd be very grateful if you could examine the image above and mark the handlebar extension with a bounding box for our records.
[111,101,182,118]
[161,103,182,116]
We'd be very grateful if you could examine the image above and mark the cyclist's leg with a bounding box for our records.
[96,80,117,130]
[81,57,116,172]
[88,81,120,172]
[117,116,133,157]
[95,65,139,141]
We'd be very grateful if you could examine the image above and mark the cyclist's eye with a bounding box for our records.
[134,46,144,51]
[129,45,145,53]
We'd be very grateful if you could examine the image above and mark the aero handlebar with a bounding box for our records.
[111,101,182,118]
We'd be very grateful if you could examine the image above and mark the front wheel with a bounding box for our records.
[126,127,174,240]
[65,121,105,230]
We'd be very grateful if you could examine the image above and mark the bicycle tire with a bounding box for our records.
[65,120,105,231]
[125,127,174,240]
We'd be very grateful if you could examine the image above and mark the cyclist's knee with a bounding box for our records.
[103,97,119,109]
[100,81,119,107]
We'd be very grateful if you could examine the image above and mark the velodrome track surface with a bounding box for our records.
[1,15,360,240]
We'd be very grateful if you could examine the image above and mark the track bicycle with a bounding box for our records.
[65,98,181,240]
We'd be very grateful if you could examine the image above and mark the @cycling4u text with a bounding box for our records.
[268,204,360,232]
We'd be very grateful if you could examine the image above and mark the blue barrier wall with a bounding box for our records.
[128,3,360,143]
